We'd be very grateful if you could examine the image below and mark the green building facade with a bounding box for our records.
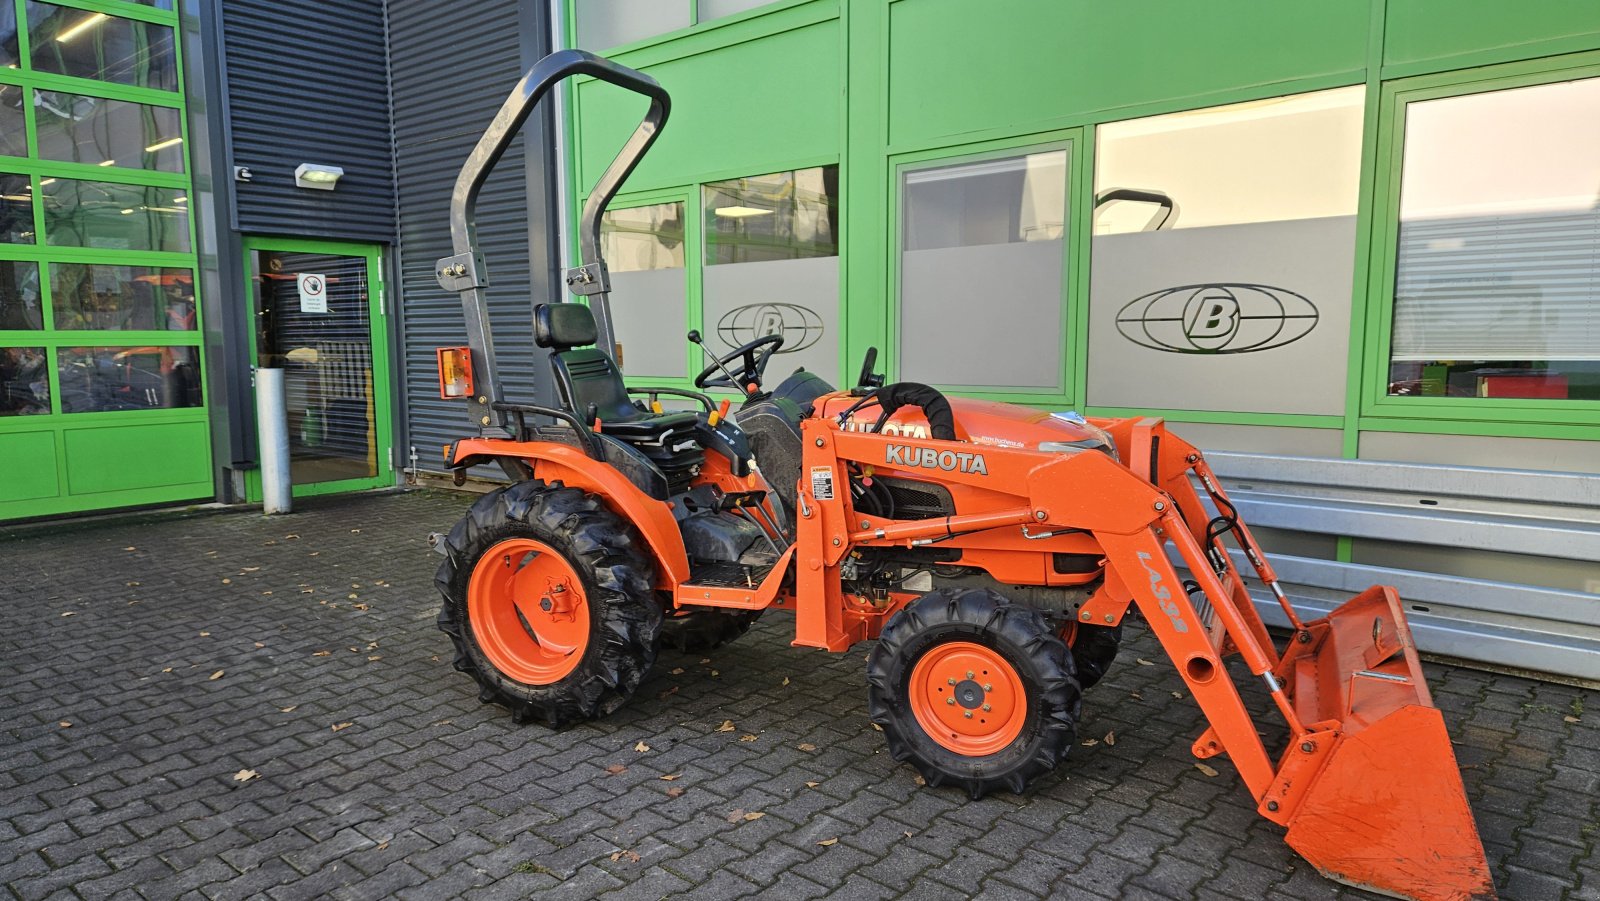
[563,0,1600,680]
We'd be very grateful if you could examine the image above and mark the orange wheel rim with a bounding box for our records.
[467,538,589,685]
[908,641,1027,756]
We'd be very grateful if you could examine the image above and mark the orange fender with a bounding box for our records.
[452,437,691,589]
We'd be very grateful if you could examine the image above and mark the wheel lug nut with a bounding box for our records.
[983,683,992,692]
[947,678,956,686]
[982,704,991,712]
[966,671,974,679]
[964,711,973,719]
[946,697,955,706]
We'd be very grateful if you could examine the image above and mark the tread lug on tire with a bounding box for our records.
[1069,623,1122,690]
[435,480,662,727]
[866,588,1081,799]
[659,609,762,654]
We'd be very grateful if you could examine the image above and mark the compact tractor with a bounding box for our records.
[428,50,1496,901]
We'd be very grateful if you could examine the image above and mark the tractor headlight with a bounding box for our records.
[1042,412,1119,461]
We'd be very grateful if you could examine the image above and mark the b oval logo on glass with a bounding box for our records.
[717,302,824,354]
[1115,284,1318,354]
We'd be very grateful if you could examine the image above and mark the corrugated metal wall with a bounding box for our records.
[387,0,560,471]
[221,0,397,242]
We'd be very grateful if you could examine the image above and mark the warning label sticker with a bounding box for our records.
[809,466,835,501]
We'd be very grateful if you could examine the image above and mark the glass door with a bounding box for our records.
[244,238,391,497]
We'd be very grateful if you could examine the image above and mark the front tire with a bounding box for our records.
[436,480,661,727]
[867,588,1081,798]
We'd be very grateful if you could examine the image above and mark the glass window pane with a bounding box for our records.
[603,202,687,379]
[0,172,35,243]
[0,346,49,415]
[57,344,200,412]
[34,91,185,171]
[702,166,840,381]
[699,0,771,22]
[0,259,43,329]
[1388,76,1600,401]
[41,178,189,252]
[50,263,194,330]
[1,3,18,68]
[26,3,177,92]
[0,84,26,157]
[705,166,839,264]
[900,150,1067,389]
[1088,86,1364,416]
[576,0,689,51]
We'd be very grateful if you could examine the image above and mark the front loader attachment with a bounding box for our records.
[1276,588,1494,900]
[1090,418,1496,901]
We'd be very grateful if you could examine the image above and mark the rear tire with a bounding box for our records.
[436,480,661,727]
[867,588,1080,798]
[659,609,762,654]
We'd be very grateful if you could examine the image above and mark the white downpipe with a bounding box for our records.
[256,367,292,514]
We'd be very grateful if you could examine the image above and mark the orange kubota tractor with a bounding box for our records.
[427,50,1496,901]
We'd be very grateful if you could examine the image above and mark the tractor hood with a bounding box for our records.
[816,392,1117,457]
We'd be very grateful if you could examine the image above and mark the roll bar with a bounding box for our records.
[435,48,671,435]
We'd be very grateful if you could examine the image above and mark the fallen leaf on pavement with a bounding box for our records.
[665,787,685,798]
[254,642,265,648]
[738,734,758,742]
[659,773,682,781]
[1566,715,1581,723]
[1080,738,1099,747]
[782,677,790,686]
[331,722,353,732]
[870,723,883,732]
[726,809,745,823]
[817,838,838,846]
[221,578,232,585]
[353,604,370,611]
[1171,691,1184,699]
[199,632,210,637]
[58,721,71,728]
[1195,763,1219,777]
[1129,692,1143,700]
[1104,731,1117,746]
[711,670,720,677]
[161,667,173,673]
[233,769,259,782]
[699,658,711,664]
[123,546,136,551]
[209,670,225,681]
[715,720,736,733]
[804,781,820,788]
[313,650,331,657]
[367,655,381,662]
[797,743,817,752]
[609,850,640,863]
[279,706,297,713]
[912,774,925,786]
[743,811,764,821]
[376,841,389,851]
[604,763,626,775]
[670,667,684,675]
[60,612,76,617]
[634,741,650,753]
[242,567,260,573]
[1136,658,1154,666]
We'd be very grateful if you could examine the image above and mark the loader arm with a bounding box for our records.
[799,414,1494,901]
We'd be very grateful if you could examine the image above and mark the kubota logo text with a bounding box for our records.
[1137,551,1189,633]
[1116,283,1318,354]
[885,444,988,475]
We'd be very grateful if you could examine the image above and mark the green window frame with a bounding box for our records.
[887,132,1086,408]
[0,0,208,518]
[1362,49,1600,432]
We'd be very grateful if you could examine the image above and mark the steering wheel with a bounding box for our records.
[690,331,785,393]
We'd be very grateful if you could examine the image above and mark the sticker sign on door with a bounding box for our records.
[297,273,328,313]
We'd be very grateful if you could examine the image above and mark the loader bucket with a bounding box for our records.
[1278,586,1495,901]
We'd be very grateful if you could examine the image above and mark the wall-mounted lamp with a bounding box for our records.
[294,163,345,191]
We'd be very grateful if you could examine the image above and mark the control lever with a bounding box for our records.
[687,330,745,393]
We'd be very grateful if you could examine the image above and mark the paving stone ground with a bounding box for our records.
[2,488,1596,901]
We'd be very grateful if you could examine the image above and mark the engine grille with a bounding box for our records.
[878,476,954,521]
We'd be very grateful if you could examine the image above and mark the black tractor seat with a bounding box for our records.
[535,302,702,491]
